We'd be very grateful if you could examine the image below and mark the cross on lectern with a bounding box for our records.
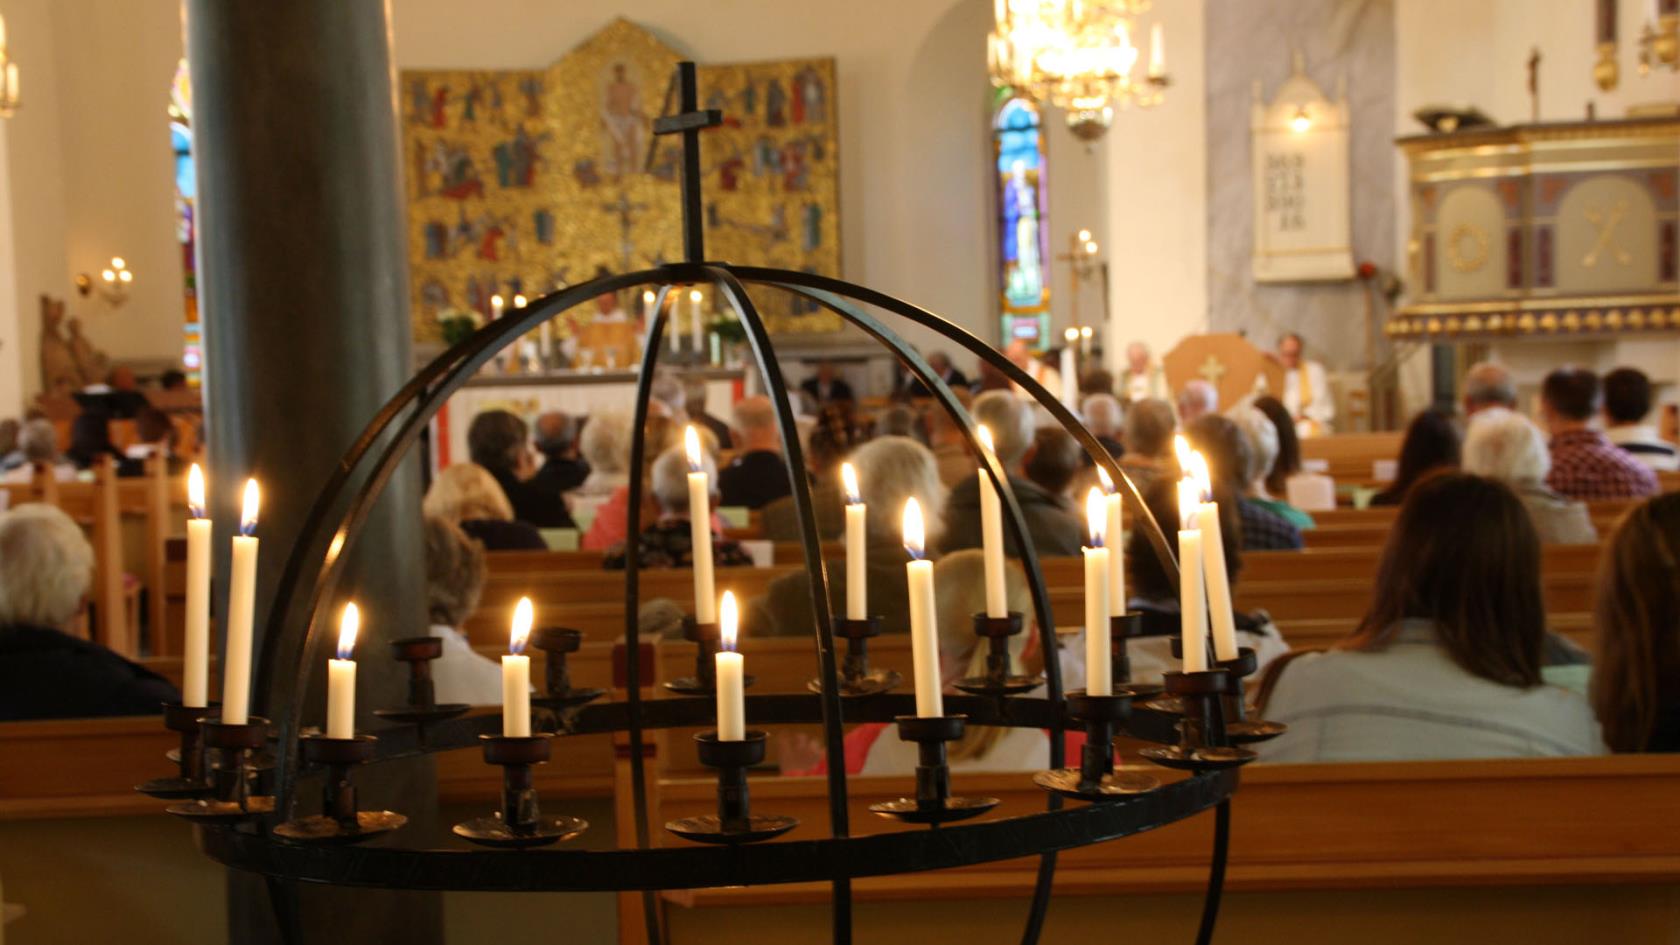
[1198,355,1228,385]
[652,62,723,264]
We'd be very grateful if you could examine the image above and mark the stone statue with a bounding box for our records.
[38,295,110,395]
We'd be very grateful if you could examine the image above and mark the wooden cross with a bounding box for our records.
[652,62,723,264]
[1527,47,1541,123]
[1198,355,1227,384]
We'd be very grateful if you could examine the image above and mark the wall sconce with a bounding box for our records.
[75,257,134,306]
[1289,104,1313,134]
[0,15,21,118]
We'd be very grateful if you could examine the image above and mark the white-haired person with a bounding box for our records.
[604,444,752,569]
[1231,405,1314,530]
[1116,398,1176,498]
[422,462,545,551]
[746,435,948,639]
[584,417,719,551]
[937,390,1083,557]
[0,504,178,720]
[0,419,75,485]
[422,515,504,705]
[1462,408,1596,545]
[1079,392,1125,464]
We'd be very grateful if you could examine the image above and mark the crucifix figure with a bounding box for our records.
[1527,47,1541,122]
[601,190,650,271]
[652,62,723,263]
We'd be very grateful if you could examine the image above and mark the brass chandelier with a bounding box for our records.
[988,0,1169,141]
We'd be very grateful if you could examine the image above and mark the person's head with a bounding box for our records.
[1176,379,1218,424]
[971,390,1034,466]
[423,515,486,629]
[1540,366,1600,432]
[107,366,138,392]
[0,504,94,632]
[874,404,919,441]
[1123,398,1176,460]
[466,410,529,475]
[650,444,716,517]
[1252,396,1300,496]
[1078,368,1114,397]
[0,418,18,455]
[927,351,953,376]
[815,360,837,382]
[1125,341,1150,373]
[1591,494,1680,751]
[67,413,115,468]
[1463,361,1517,416]
[159,369,187,391]
[1277,332,1303,370]
[933,549,1033,762]
[1081,393,1123,439]
[18,419,57,465]
[594,288,619,316]
[1003,339,1033,370]
[1231,406,1279,495]
[135,407,175,448]
[1602,367,1655,428]
[1387,407,1462,498]
[532,411,576,455]
[648,373,686,419]
[732,395,780,452]
[1023,426,1082,499]
[1127,476,1241,604]
[1186,414,1250,496]
[805,403,856,479]
[579,410,633,478]
[423,463,516,523]
[1462,408,1549,485]
[682,377,709,416]
[1343,473,1543,687]
[849,436,946,542]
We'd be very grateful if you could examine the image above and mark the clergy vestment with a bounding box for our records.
[1283,360,1333,437]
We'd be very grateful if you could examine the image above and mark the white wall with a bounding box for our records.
[1104,0,1207,373]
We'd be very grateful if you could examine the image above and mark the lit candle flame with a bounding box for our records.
[1080,325,1093,338]
[1173,434,1194,471]
[239,479,260,536]
[337,602,359,661]
[187,463,206,519]
[1084,240,1099,255]
[689,288,703,303]
[902,497,926,560]
[513,293,527,308]
[1096,465,1115,495]
[1064,327,1080,343]
[976,424,995,455]
[684,424,703,473]
[1077,228,1092,243]
[509,597,533,656]
[491,293,504,308]
[642,289,655,307]
[1085,487,1106,548]
[720,590,738,651]
[840,462,861,505]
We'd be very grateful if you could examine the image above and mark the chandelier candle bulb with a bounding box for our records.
[183,465,211,708]
[689,288,704,353]
[1083,488,1112,697]
[665,289,680,353]
[902,498,943,717]
[221,479,261,725]
[1177,476,1209,674]
[975,425,1008,618]
[841,463,867,620]
[327,604,359,739]
[685,426,718,624]
[715,592,745,741]
[490,293,504,320]
[502,598,533,737]
[1059,339,1078,409]
[1097,467,1125,616]
[1149,22,1165,77]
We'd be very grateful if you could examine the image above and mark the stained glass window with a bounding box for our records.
[170,58,201,382]
[993,92,1049,347]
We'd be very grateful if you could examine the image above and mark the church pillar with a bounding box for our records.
[185,2,439,942]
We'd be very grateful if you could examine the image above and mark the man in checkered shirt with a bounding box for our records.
[1541,367,1660,502]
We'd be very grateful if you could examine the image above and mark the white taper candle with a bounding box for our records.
[502,597,533,737]
[903,498,943,717]
[1083,488,1112,696]
[716,591,745,741]
[326,603,358,739]
[976,425,1008,618]
[221,479,260,725]
[685,426,717,624]
[183,465,211,707]
[841,462,867,620]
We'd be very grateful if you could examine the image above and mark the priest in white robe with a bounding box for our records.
[1277,332,1332,437]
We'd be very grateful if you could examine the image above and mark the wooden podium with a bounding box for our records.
[1161,333,1283,409]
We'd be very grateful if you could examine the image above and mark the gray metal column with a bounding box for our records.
[186,2,439,941]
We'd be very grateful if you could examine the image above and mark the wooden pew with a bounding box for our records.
[1299,431,1402,488]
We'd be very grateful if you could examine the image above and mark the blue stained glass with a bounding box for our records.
[993,96,1047,316]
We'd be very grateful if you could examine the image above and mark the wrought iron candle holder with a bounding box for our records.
[273,734,406,844]
[166,716,275,823]
[530,626,605,710]
[953,613,1040,696]
[1216,647,1286,745]
[136,701,219,799]
[807,616,900,696]
[869,715,999,824]
[1139,669,1257,772]
[665,617,758,694]
[452,734,588,849]
[666,730,798,843]
[372,636,470,725]
[1034,689,1159,801]
[1109,612,1161,695]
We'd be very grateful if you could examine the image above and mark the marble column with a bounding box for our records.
[186,2,439,942]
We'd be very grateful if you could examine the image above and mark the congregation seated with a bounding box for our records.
[924,397,975,488]
[1258,473,1603,763]
[873,404,919,441]
[1590,493,1680,752]
[529,410,590,496]
[747,436,945,638]
[422,515,502,705]
[468,409,575,528]
[717,395,793,511]
[422,463,546,551]
[0,417,19,471]
[574,410,632,502]
[1230,405,1313,530]
[938,391,1082,557]
[1176,379,1217,425]
[798,360,854,406]
[1602,367,1678,473]
[67,413,142,477]
[894,349,968,400]
[0,504,178,720]
[0,419,74,484]
[605,444,752,569]
[1187,414,1302,551]
[1462,360,1518,417]
[1462,408,1595,545]
[1368,406,1459,507]
[1541,367,1659,501]
[1116,398,1175,496]
[585,416,706,551]
[1022,426,1081,504]
[1124,477,1289,681]
[1078,393,1125,465]
[1252,395,1319,508]
[124,406,183,474]
[683,376,734,451]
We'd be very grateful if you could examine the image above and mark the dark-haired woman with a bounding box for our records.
[1368,407,1461,507]
[1253,395,1303,499]
[1590,494,1680,752]
[1258,473,1602,762]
